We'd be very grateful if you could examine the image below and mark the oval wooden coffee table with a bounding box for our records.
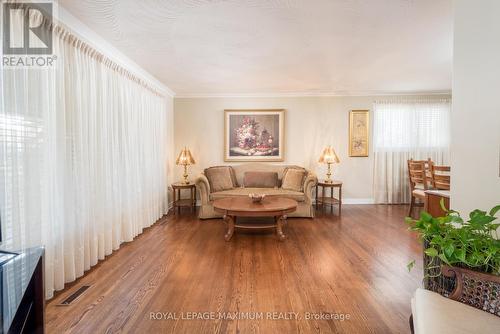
[213,197,298,241]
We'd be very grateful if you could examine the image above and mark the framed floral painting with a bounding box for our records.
[224,109,285,162]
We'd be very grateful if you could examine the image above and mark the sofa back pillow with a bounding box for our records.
[281,167,307,192]
[243,171,278,188]
[204,166,237,192]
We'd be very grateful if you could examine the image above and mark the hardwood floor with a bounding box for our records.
[46,205,423,334]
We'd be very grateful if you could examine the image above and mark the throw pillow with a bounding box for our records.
[204,166,237,192]
[243,171,278,188]
[281,168,307,192]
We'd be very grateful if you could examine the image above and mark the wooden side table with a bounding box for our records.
[171,182,196,214]
[316,180,342,215]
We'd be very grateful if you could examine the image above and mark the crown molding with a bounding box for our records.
[174,90,451,99]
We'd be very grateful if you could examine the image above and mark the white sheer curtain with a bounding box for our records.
[373,98,451,204]
[1,9,168,298]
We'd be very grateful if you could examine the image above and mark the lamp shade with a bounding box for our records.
[176,148,195,165]
[318,146,340,164]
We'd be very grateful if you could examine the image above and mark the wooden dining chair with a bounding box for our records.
[407,158,432,217]
[429,165,451,190]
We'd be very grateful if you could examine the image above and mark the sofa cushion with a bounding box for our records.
[232,163,305,187]
[243,171,278,188]
[204,166,237,192]
[411,288,500,334]
[210,187,305,202]
[281,167,307,192]
[412,188,426,198]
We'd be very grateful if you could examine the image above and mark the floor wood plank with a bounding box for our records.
[46,205,422,333]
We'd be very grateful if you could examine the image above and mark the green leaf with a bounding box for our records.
[424,247,438,257]
[489,205,500,217]
[455,248,466,262]
[407,260,416,272]
[449,215,464,224]
[488,223,500,231]
[438,253,451,265]
[439,198,449,213]
[470,209,487,220]
[431,235,443,244]
[444,243,455,258]
[420,211,432,222]
[471,215,497,225]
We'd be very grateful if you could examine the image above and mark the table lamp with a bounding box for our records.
[318,146,340,183]
[176,147,196,184]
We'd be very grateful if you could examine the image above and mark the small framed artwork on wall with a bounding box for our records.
[224,109,285,162]
[349,110,369,157]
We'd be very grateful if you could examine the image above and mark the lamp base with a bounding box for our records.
[182,165,190,184]
[324,162,334,183]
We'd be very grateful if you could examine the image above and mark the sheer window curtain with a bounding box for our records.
[1,9,169,298]
[372,98,451,204]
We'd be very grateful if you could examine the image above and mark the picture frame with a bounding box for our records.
[349,110,369,157]
[224,109,285,162]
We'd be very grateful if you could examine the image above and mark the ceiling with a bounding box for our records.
[59,0,453,96]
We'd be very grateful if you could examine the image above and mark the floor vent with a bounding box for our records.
[58,285,91,306]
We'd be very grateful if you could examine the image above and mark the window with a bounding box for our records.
[373,99,451,151]
[372,98,451,204]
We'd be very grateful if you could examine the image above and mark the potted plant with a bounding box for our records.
[406,202,500,297]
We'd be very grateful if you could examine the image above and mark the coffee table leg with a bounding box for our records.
[223,215,235,241]
[276,215,286,241]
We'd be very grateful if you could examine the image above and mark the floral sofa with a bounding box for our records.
[195,163,317,219]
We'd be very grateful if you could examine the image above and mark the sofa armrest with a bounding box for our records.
[411,288,500,334]
[303,172,318,204]
[195,173,211,204]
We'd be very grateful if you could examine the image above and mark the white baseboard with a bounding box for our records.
[342,198,375,204]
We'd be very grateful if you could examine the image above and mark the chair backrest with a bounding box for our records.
[407,158,432,190]
[430,165,451,190]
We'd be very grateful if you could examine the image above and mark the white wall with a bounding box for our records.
[174,95,449,203]
[451,0,500,214]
